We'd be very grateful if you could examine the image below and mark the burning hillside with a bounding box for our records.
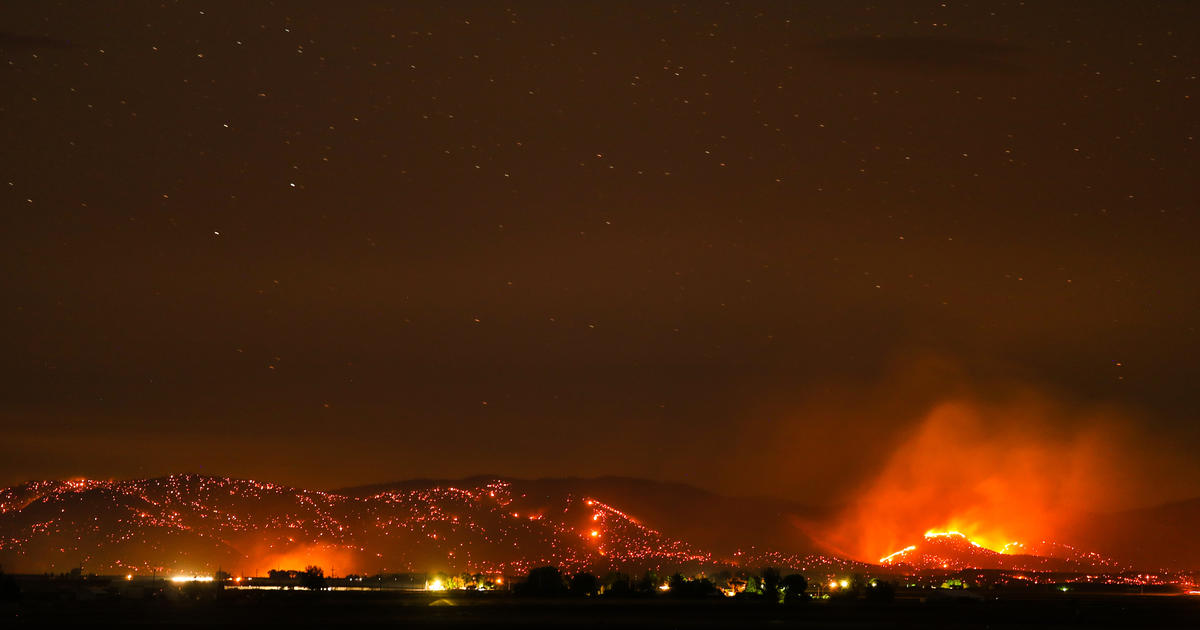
[877,531,1126,572]
[0,474,731,575]
[814,397,1159,566]
[0,472,1187,577]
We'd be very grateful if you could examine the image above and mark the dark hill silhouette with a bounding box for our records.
[337,475,828,556]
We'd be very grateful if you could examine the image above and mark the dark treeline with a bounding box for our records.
[508,565,864,603]
[0,562,900,605]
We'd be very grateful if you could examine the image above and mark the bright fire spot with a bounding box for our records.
[589,530,599,538]
[878,545,917,564]
[925,530,984,548]
[658,583,671,591]
[427,578,445,591]
[923,528,1020,553]
[170,576,213,583]
[878,529,1025,565]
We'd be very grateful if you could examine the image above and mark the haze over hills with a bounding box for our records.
[0,474,1195,576]
[1066,498,1200,571]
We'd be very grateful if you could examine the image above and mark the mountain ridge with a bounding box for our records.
[338,475,828,557]
[2,473,1196,574]
[0,473,857,576]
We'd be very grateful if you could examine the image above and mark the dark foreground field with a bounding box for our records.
[3,591,1199,628]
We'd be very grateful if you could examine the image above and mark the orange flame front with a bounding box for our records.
[818,398,1130,563]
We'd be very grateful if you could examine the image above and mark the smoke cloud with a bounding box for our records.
[813,393,1169,562]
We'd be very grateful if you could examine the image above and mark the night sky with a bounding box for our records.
[2,2,1197,504]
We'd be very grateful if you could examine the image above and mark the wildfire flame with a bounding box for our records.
[818,398,1133,563]
[879,530,1018,565]
[921,529,1011,552]
[878,545,916,564]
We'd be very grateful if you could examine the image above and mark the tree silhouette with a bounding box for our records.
[517,566,567,596]
[634,570,660,594]
[666,573,721,598]
[601,572,633,597]
[668,573,686,592]
[781,573,808,603]
[300,565,326,590]
[569,572,599,596]
[865,579,896,603]
[760,567,782,603]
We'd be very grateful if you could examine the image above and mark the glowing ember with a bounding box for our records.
[878,545,916,564]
